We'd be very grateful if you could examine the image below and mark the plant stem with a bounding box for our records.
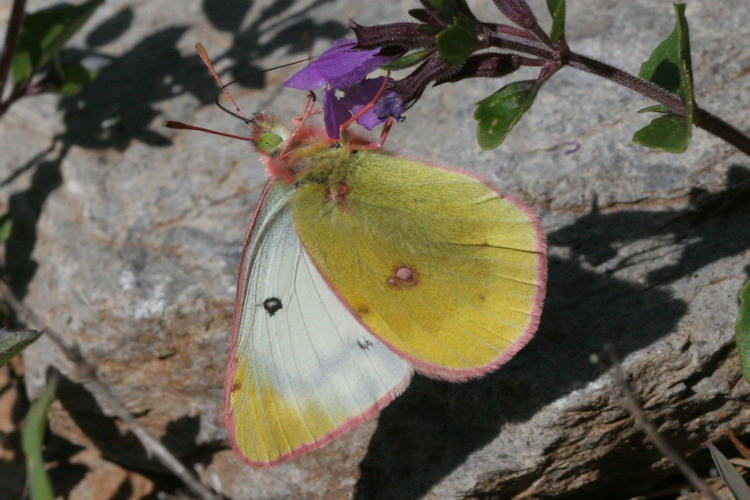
[0,83,28,117]
[567,51,750,157]
[567,51,686,115]
[693,106,750,157]
[0,0,26,105]
[603,348,720,500]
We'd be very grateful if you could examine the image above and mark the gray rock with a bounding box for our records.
[6,0,750,497]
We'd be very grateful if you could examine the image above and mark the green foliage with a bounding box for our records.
[383,49,434,71]
[436,17,477,66]
[633,114,690,154]
[0,329,42,368]
[735,279,750,383]
[708,443,750,499]
[11,0,103,91]
[546,0,566,42]
[474,80,539,150]
[637,104,672,114]
[0,213,13,244]
[22,376,59,500]
[633,3,694,153]
[426,0,472,22]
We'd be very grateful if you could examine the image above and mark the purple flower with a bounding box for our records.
[284,39,404,138]
[322,77,401,136]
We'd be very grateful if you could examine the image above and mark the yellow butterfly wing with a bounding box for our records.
[291,150,547,380]
[226,181,413,467]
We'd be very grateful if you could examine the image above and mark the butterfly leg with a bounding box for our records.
[291,91,320,126]
[339,72,392,150]
[280,91,323,158]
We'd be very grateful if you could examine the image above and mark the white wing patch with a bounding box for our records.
[227,182,413,465]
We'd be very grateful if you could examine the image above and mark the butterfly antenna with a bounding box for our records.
[196,43,253,133]
[261,57,313,72]
[163,120,253,141]
[214,81,253,124]
[215,53,315,124]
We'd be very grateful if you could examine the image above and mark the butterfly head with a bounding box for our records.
[250,112,334,183]
[250,113,289,156]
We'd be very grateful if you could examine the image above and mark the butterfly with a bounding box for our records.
[167,44,547,468]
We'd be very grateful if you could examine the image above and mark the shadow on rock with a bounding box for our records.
[356,257,687,499]
[356,165,750,498]
[53,371,211,495]
[4,146,65,298]
[4,0,344,295]
[201,0,348,89]
[550,165,750,285]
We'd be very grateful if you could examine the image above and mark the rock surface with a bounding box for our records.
[3,0,750,497]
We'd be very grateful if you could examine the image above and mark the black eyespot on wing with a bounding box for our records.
[263,297,283,316]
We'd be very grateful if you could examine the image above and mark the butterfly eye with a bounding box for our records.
[257,132,283,152]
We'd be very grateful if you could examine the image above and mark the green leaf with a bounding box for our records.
[11,33,42,86]
[633,114,690,153]
[426,0,472,21]
[708,443,750,499]
[22,375,59,500]
[633,3,694,153]
[546,0,566,42]
[736,278,750,383]
[0,328,42,368]
[637,104,672,114]
[0,213,13,244]
[474,80,539,150]
[12,0,104,87]
[639,3,693,101]
[436,17,477,66]
[382,49,435,71]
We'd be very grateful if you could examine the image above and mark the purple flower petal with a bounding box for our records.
[284,39,391,90]
[342,77,405,130]
[373,87,406,123]
[322,77,406,136]
[323,87,350,139]
[340,78,386,130]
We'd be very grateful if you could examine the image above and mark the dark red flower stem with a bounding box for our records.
[0,0,27,113]
[486,35,555,59]
[693,107,750,157]
[567,52,686,115]
[567,51,750,157]
[527,23,554,49]
[483,23,555,59]
[479,13,750,157]
[0,83,30,117]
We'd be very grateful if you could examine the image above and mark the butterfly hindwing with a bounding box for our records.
[226,181,413,467]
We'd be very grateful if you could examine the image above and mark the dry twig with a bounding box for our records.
[0,280,220,499]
